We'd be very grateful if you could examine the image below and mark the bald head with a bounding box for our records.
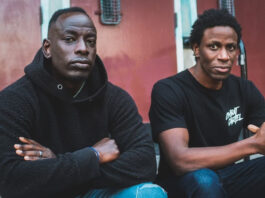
[48,12,96,39]
[48,7,89,31]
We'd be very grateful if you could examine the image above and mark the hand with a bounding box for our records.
[92,138,120,164]
[248,124,260,133]
[248,123,265,154]
[14,137,56,161]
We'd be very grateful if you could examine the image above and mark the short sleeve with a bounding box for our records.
[149,79,187,141]
[245,81,265,127]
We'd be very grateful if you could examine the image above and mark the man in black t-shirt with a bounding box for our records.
[150,9,265,198]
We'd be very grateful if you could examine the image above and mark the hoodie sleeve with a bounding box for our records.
[0,87,100,198]
[89,85,157,188]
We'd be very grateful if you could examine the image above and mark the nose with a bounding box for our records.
[218,48,229,62]
[75,39,88,55]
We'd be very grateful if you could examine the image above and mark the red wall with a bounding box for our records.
[234,0,265,96]
[197,0,265,97]
[71,0,177,122]
[197,0,218,14]
[0,0,41,90]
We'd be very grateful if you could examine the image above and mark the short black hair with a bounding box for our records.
[48,7,89,31]
[189,9,242,47]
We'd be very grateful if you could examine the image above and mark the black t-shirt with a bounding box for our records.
[149,69,265,180]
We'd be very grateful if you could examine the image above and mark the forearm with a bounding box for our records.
[91,142,156,188]
[0,147,100,197]
[171,136,257,175]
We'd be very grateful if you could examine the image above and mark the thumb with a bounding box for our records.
[247,124,260,133]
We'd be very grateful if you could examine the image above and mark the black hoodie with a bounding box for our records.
[0,49,156,198]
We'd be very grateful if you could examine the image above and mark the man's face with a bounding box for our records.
[43,12,97,82]
[194,26,238,81]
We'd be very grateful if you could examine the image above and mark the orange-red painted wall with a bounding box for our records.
[0,0,41,90]
[234,0,265,96]
[197,0,265,97]
[71,0,177,122]
[197,0,218,14]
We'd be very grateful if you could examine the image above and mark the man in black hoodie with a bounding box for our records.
[0,7,166,198]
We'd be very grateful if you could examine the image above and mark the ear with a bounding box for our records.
[192,43,200,58]
[42,39,51,59]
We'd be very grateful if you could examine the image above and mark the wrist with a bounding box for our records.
[247,135,259,154]
[89,147,100,161]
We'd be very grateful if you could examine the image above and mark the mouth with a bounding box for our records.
[213,66,232,73]
[69,59,92,70]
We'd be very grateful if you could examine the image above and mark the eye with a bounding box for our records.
[227,44,237,52]
[87,39,96,46]
[209,44,218,50]
[64,37,75,43]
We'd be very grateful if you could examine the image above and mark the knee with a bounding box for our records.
[188,169,222,193]
[136,183,167,198]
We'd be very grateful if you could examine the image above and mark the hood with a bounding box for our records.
[25,48,108,103]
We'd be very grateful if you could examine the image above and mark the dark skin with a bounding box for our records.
[14,137,119,163]
[159,26,265,176]
[14,12,120,164]
[42,12,97,94]
[190,26,238,90]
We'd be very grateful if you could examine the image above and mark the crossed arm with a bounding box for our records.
[159,124,264,176]
[14,136,119,164]
[1,87,156,197]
